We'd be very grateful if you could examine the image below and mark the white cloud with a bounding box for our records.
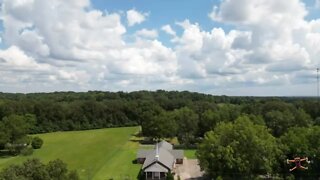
[199,0,319,94]
[173,20,249,80]
[0,0,180,93]
[126,9,148,26]
[135,29,158,39]
[316,0,320,8]
[1,0,126,63]
[0,46,50,70]
[209,0,307,26]
[161,24,176,36]
[0,0,319,95]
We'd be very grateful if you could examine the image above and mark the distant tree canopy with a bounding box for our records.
[0,91,318,136]
[0,91,319,146]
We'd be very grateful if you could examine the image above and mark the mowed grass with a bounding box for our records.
[0,126,141,180]
[184,149,197,159]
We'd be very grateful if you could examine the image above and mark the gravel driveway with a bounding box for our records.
[174,158,204,180]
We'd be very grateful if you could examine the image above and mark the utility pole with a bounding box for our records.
[317,68,319,117]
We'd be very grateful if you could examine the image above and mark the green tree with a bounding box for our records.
[173,107,198,145]
[197,116,280,179]
[265,109,312,137]
[264,110,294,137]
[198,110,221,136]
[0,114,36,154]
[0,121,10,149]
[0,164,24,180]
[141,111,177,140]
[20,159,50,180]
[2,114,34,143]
[292,108,313,127]
[31,137,44,149]
[140,104,164,138]
[46,159,68,180]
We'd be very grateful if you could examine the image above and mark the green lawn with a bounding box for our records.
[184,149,197,159]
[0,126,142,180]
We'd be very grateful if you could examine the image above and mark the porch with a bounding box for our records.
[145,172,166,180]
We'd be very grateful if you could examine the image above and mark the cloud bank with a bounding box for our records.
[0,0,319,96]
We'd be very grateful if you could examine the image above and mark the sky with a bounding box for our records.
[0,0,320,96]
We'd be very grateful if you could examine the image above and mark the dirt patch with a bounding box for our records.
[174,158,204,180]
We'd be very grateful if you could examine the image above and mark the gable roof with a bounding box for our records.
[169,149,184,159]
[156,140,173,150]
[144,162,169,173]
[137,149,153,159]
[142,148,174,170]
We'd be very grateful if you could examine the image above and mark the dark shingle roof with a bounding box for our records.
[142,148,174,170]
[156,140,173,150]
[169,149,184,159]
[137,140,184,172]
[144,162,169,173]
[137,149,153,158]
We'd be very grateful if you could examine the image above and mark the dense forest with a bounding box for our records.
[0,90,319,179]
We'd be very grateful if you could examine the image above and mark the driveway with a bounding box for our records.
[174,158,205,180]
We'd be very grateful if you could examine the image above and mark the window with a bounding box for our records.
[154,172,160,178]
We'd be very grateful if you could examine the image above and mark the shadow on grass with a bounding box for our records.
[0,150,14,158]
[130,132,156,145]
[132,159,137,164]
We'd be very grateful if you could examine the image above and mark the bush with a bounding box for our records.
[137,170,145,180]
[68,170,80,180]
[31,137,43,149]
[166,172,174,180]
[5,143,25,155]
[20,147,33,156]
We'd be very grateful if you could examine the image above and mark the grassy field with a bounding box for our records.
[184,149,197,159]
[0,126,142,180]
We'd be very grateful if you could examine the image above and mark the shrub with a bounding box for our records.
[31,137,43,149]
[137,170,145,180]
[20,147,34,156]
[5,143,25,155]
[166,172,174,180]
[68,170,80,180]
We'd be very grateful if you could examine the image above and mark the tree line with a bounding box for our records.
[0,90,320,178]
[0,91,318,134]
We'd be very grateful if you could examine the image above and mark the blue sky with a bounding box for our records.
[0,0,319,96]
[90,0,232,46]
[89,0,320,46]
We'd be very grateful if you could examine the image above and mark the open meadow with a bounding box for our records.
[0,126,142,180]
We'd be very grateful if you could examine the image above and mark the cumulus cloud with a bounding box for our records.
[0,0,319,95]
[204,0,319,90]
[126,9,148,26]
[0,46,50,71]
[161,24,176,36]
[135,29,158,39]
[1,0,126,63]
[0,0,179,92]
